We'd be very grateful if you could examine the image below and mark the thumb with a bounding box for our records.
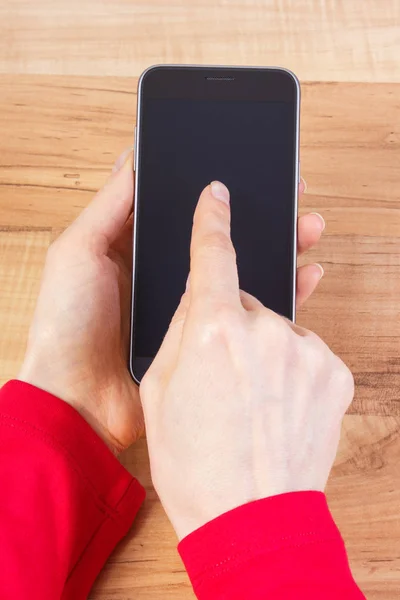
[70,150,134,253]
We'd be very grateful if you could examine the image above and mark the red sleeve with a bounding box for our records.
[179,492,365,599]
[0,380,145,600]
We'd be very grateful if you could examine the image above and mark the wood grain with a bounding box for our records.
[0,1,399,82]
[0,230,51,382]
[298,82,400,417]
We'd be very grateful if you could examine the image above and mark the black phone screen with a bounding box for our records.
[131,67,298,380]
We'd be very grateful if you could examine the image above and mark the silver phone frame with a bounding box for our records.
[130,64,300,383]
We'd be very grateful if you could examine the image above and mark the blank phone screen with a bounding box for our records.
[132,95,297,367]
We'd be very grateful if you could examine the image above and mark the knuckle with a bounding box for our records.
[305,336,329,370]
[334,360,355,397]
[194,200,229,227]
[303,328,322,346]
[198,231,235,258]
[303,336,355,407]
[195,302,243,343]
[260,310,286,338]
[169,311,185,328]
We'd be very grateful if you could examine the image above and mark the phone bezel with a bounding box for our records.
[130,65,300,383]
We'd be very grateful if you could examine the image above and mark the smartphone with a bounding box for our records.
[130,65,300,383]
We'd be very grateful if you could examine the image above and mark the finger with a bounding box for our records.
[190,181,240,306]
[297,212,325,255]
[296,263,324,308]
[109,219,134,351]
[111,216,134,271]
[299,177,306,196]
[112,146,134,173]
[239,290,264,311]
[69,151,134,253]
[282,317,310,337]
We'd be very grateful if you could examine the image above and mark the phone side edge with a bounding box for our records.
[291,71,300,323]
[129,73,146,385]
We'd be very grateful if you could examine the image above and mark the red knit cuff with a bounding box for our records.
[0,380,146,514]
[179,492,343,592]
[0,379,146,599]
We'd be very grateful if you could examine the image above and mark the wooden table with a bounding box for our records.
[0,2,399,598]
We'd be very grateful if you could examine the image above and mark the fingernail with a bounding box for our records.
[310,212,326,232]
[113,147,134,173]
[210,181,230,204]
[300,176,307,193]
[315,263,324,279]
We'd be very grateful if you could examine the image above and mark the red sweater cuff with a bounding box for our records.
[0,380,146,599]
[179,492,363,599]
[0,380,144,508]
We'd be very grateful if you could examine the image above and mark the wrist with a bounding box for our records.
[67,400,121,456]
[18,358,120,456]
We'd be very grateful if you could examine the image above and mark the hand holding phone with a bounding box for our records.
[18,153,144,455]
[140,181,354,541]
[130,65,303,381]
[17,145,323,459]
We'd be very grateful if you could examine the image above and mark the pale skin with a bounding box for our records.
[18,150,349,523]
[141,180,354,539]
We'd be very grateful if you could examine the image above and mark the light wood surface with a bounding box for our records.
[0,1,399,598]
[1,0,399,82]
